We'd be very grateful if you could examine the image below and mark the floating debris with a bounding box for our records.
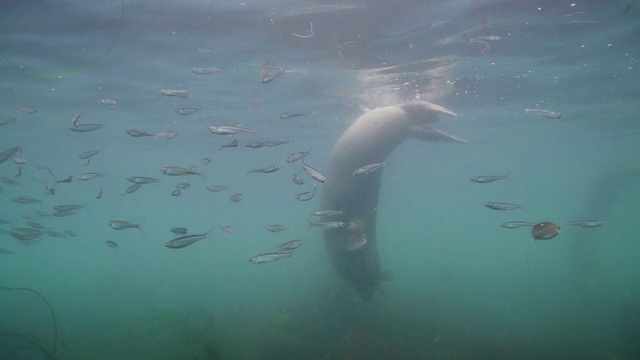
[532,222,560,240]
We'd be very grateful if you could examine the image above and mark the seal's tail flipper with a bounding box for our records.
[411,124,467,144]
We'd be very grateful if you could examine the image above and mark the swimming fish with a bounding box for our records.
[470,173,509,183]
[277,240,303,251]
[107,220,143,233]
[160,166,203,177]
[249,251,292,264]
[563,220,604,228]
[301,160,327,183]
[164,230,211,249]
[295,188,316,201]
[525,108,563,119]
[159,89,190,99]
[265,224,289,232]
[484,202,524,211]
[208,124,255,135]
[352,162,386,176]
[500,221,534,229]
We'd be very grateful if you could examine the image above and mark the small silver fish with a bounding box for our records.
[99,99,117,108]
[279,113,307,120]
[57,175,74,183]
[352,162,386,176]
[471,35,501,42]
[484,202,524,211]
[171,188,181,196]
[222,139,240,148]
[260,70,285,84]
[127,176,159,185]
[125,129,155,137]
[190,67,222,74]
[125,184,143,194]
[164,230,210,249]
[12,195,41,204]
[500,221,534,229]
[160,166,203,177]
[176,181,190,190]
[53,204,86,212]
[245,141,267,148]
[230,193,244,203]
[105,240,119,249]
[170,227,188,235]
[310,210,343,217]
[12,155,26,165]
[208,124,256,135]
[19,106,37,114]
[301,161,327,183]
[200,158,211,166]
[286,150,310,163]
[175,107,199,115]
[0,146,21,164]
[308,220,346,229]
[278,240,303,251]
[154,131,178,140]
[292,173,305,185]
[207,184,229,192]
[69,124,104,132]
[78,150,102,159]
[249,251,292,264]
[470,173,509,183]
[159,89,190,99]
[77,172,104,181]
[46,230,67,238]
[525,108,563,119]
[247,158,284,174]
[71,113,82,128]
[27,221,46,230]
[563,220,604,228]
[96,187,103,199]
[265,224,289,232]
[0,116,17,126]
[107,220,143,233]
[295,188,316,201]
[52,210,76,217]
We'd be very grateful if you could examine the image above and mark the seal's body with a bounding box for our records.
[321,101,464,300]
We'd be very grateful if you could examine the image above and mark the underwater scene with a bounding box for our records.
[1,0,640,359]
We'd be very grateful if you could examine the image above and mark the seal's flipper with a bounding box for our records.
[411,124,467,143]
[400,101,458,122]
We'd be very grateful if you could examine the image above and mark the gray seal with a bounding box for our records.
[321,101,465,300]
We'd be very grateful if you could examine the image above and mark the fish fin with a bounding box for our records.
[411,124,467,144]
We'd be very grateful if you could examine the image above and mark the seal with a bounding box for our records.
[321,101,466,300]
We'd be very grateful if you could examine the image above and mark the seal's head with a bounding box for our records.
[531,221,560,240]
